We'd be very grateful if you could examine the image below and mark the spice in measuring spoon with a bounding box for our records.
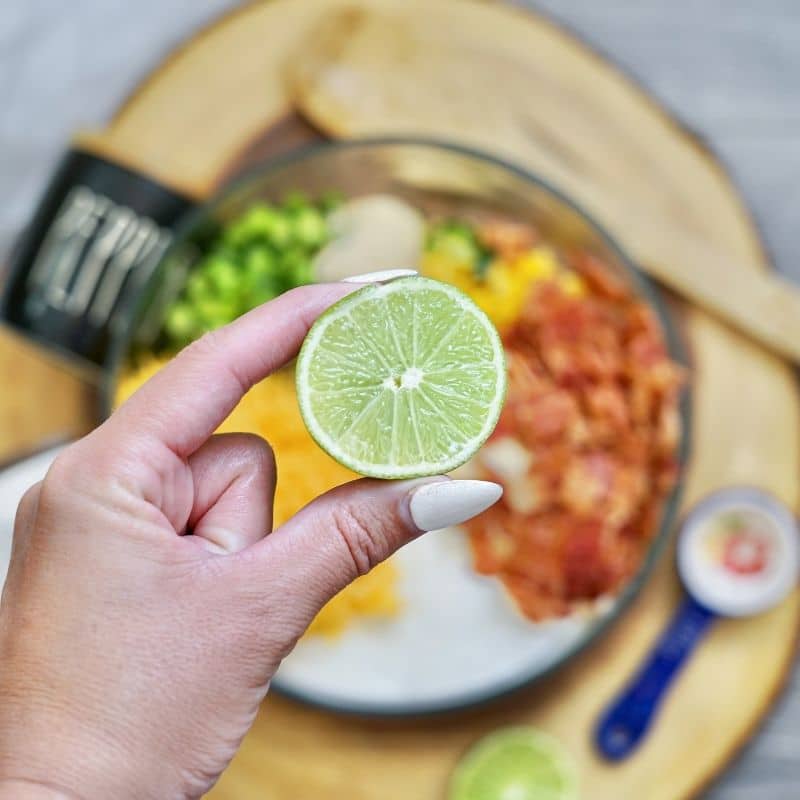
[595,487,799,761]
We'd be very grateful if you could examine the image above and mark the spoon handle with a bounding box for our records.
[595,596,716,761]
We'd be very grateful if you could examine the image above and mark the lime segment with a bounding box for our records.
[296,277,506,478]
[449,727,579,800]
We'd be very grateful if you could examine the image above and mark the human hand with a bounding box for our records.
[0,278,501,799]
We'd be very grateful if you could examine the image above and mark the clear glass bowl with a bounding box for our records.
[107,138,690,714]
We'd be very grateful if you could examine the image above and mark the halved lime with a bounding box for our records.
[296,276,506,478]
[449,727,579,800]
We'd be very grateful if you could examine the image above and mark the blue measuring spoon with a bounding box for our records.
[595,487,798,761]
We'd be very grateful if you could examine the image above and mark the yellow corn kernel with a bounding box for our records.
[559,272,586,297]
[515,247,559,281]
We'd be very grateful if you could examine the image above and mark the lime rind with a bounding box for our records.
[448,727,580,800]
[296,277,507,479]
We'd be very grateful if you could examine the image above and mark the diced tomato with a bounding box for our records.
[585,381,629,431]
[513,390,580,444]
[501,573,570,621]
[560,452,616,515]
[466,247,682,620]
[628,332,667,369]
[562,519,612,599]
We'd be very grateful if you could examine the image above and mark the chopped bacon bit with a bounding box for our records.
[562,519,613,599]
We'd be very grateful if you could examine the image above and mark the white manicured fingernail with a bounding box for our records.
[341,268,418,283]
[408,480,502,531]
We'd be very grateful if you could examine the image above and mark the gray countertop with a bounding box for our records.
[1,1,799,797]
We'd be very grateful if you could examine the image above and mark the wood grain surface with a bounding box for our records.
[1,2,799,798]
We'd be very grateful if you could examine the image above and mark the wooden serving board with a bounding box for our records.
[1,1,799,798]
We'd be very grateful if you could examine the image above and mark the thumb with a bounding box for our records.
[240,477,502,632]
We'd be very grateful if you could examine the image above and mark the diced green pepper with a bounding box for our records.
[427,223,483,266]
[282,191,310,213]
[319,190,345,213]
[282,248,314,287]
[241,205,279,237]
[164,303,198,344]
[185,270,211,303]
[195,298,236,330]
[244,247,277,278]
[426,220,493,279]
[265,214,292,249]
[292,207,327,249]
[205,257,241,297]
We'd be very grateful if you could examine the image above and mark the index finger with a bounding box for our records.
[106,283,356,457]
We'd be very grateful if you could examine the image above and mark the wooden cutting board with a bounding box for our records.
[1,1,798,798]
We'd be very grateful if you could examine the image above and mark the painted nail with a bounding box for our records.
[341,268,418,284]
[408,479,502,531]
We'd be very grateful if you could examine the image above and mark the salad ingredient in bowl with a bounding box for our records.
[161,192,335,351]
[118,170,684,637]
[465,259,684,620]
[313,194,425,281]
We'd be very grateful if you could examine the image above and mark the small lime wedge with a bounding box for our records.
[296,276,506,478]
[449,727,579,800]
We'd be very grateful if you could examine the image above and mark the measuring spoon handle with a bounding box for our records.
[595,596,716,761]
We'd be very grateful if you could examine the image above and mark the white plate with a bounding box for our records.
[0,446,610,714]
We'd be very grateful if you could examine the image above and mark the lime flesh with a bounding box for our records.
[449,727,579,800]
[296,277,506,478]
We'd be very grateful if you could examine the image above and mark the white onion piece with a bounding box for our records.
[313,194,425,282]
[479,437,533,483]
